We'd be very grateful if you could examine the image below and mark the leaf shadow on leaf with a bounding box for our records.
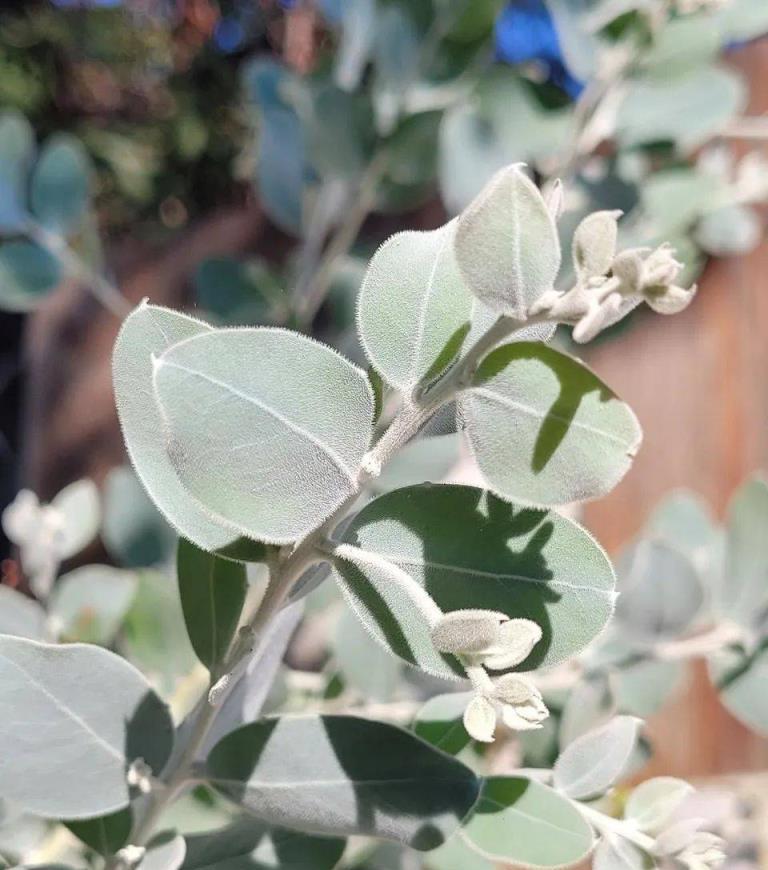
[475,343,615,475]
[712,636,768,693]
[421,321,472,388]
[344,486,559,670]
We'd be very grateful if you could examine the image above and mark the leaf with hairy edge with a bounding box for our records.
[182,820,346,870]
[0,636,173,819]
[461,777,594,868]
[152,328,374,544]
[357,220,472,390]
[459,342,642,507]
[65,808,132,856]
[454,165,561,319]
[553,716,642,800]
[113,302,246,553]
[332,484,615,677]
[204,715,480,850]
[177,538,247,673]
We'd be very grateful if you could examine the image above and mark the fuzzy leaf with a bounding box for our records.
[152,328,374,544]
[357,221,472,390]
[0,636,173,818]
[204,716,480,850]
[459,342,642,507]
[572,211,620,280]
[461,777,594,868]
[454,165,560,319]
[553,716,641,800]
[332,484,616,678]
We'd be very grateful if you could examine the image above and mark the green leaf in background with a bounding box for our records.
[48,565,137,644]
[333,484,616,676]
[624,777,694,834]
[641,16,720,80]
[0,636,173,818]
[30,134,91,232]
[0,112,34,231]
[243,60,306,236]
[372,2,421,134]
[50,478,100,560]
[617,66,746,152]
[193,257,274,324]
[102,465,177,568]
[439,70,572,214]
[113,302,246,553]
[640,168,726,238]
[413,692,473,755]
[65,808,132,856]
[370,433,461,494]
[553,716,641,800]
[559,673,614,748]
[461,777,594,868]
[614,540,704,645]
[644,489,720,570]
[182,820,346,870]
[0,241,61,312]
[139,831,187,870]
[459,342,641,507]
[696,204,763,257]
[205,715,479,850]
[712,0,768,42]
[454,166,560,318]
[718,477,768,629]
[0,586,47,640]
[615,659,686,718]
[121,570,199,698]
[357,221,472,391]
[152,328,374,544]
[709,644,768,737]
[333,606,402,701]
[177,538,248,674]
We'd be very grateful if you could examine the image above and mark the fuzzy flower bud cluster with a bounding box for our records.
[530,210,696,343]
[430,609,548,742]
[653,818,726,870]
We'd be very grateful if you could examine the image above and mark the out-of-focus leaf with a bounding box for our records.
[65,808,132,856]
[0,111,34,232]
[30,134,91,232]
[0,586,47,640]
[193,258,274,324]
[0,242,61,312]
[696,205,763,257]
[624,777,694,834]
[50,478,100,560]
[139,832,186,870]
[333,606,402,701]
[559,673,614,748]
[710,644,768,737]
[49,565,137,644]
[413,692,473,755]
[641,16,720,79]
[615,658,686,718]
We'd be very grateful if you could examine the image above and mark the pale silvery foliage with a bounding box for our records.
[0,165,744,870]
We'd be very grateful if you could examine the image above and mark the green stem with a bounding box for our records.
[26,221,131,319]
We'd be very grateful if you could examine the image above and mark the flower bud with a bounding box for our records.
[482,618,543,670]
[430,609,508,655]
[493,673,538,705]
[463,694,497,743]
[572,210,622,280]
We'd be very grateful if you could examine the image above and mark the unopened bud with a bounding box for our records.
[431,609,507,655]
[463,694,497,743]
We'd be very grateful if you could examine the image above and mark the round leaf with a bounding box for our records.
[49,565,137,644]
[205,715,479,850]
[152,328,374,544]
[0,636,173,819]
[459,342,642,507]
[31,134,91,232]
[333,484,616,677]
[357,220,472,390]
[0,241,61,312]
[113,302,245,553]
[553,716,641,800]
[461,777,594,868]
[454,165,561,319]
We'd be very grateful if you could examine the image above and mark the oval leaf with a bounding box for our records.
[152,328,374,544]
[113,302,244,553]
[553,716,641,800]
[0,586,47,640]
[624,777,694,835]
[709,645,768,737]
[204,715,479,850]
[0,111,35,231]
[0,241,61,312]
[461,776,594,868]
[177,538,247,673]
[31,134,91,232]
[459,342,642,506]
[454,165,561,318]
[357,220,472,390]
[0,636,173,818]
[332,484,616,678]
